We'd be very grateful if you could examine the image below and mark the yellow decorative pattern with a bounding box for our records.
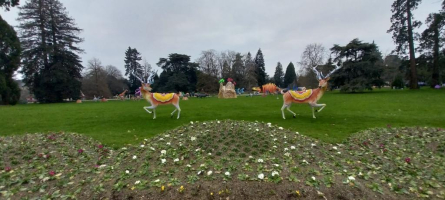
[153,93,175,103]
[289,89,313,101]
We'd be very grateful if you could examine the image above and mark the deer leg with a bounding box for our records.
[143,106,154,114]
[286,106,297,118]
[152,109,156,119]
[281,104,294,119]
[310,103,326,118]
[174,104,181,119]
[170,108,177,118]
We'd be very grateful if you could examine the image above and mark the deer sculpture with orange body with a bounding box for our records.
[132,72,181,119]
[281,64,341,119]
[118,89,128,100]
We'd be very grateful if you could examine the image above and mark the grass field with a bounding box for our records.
[0,88,444,148]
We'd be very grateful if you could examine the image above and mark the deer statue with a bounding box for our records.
[281,64,341,119]
[132,72,181,119]
[118,89,128,101]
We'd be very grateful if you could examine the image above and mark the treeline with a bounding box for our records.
[1,0,445,105]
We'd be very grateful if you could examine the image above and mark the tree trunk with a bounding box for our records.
[431,15,440,88]
[407,0,418,89]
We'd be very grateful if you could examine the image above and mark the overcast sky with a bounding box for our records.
[1,0,442,77]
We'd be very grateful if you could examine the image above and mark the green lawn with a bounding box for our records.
[0,88,444,148]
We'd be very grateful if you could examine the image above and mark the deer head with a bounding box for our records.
[310,63,342,81]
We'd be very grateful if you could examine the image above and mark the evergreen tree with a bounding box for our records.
[254,48,267,86]
[0,15,21,105]
[154,53,197,93]
[329,39,384,92]
[18,0,83,103]
[124,47,143,92]
[0,0,19,11]
[273,62,284,87]
[284,62,297,88]
[419,12,445,87]
[231,53,244,87]
[387,0,422,89]
[244,52,257,90]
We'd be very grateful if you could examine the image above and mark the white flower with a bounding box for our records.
[337,151,341,154]
[258,173,264,180]
[135,180,141,185]
[273,138,278,141]
[161,150,166,154]
[257,159,264,163]
[284,135,287,139]
[125,170,130,174]
[291,146,296,150]
[166,142,171,145]
[311,176,316,181]
[186,164,191,168]
[272,171,279,176]
[174,158,179,162]
[256,128,259,132]
[284,152,291,157]
[217,121,220,123]
[348,176,355,181]
[195,148,201,152]
[200,164,205,167]
[159,138,164,141]
[278,127,283,130]
[150,147,155,151]
[225,171,230,176]
[122,147,127,150]
[154,179,160,183]
[161,159,166,164]
[273,164,280,167]
[140,145,145,148]
[249,156,253,159]
[190,121,194,124]
[203,122,206,125]
[273,145,277,148]
[296,132,299,134]
[132,155,137,159]
[311,143,316,147]
[302,160,309,164]
[191,136,196,141]
[332,146,338,150]
[165,134,170,138]
[207,171,213,176]
[284,148,289,151]
[358,172,363,176]
[99,164,107,168]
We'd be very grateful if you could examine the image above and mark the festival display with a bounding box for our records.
[118,89,128,100]
[262,83,280,96]
[281,65,341,119]
[218,78,237,98]
[132,72,181,119]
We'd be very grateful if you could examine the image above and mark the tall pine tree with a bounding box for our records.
[387,0,422,89]
[0,15,21,105]
[124,47,143,93]
[254,48,266,86]
[273,62,284,87]
[284,62,297,88]
[18,0,83,103]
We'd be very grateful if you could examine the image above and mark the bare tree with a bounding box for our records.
[105,65,123,79]
[197,49,220,78]
[297,44,328,88]
[217,50,237,78]
[82,58,111,98]
[105,65,128,96]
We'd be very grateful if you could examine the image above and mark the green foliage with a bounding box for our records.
[284,62,297,88]
[391,74,405,89]
[196,71,219,93]
[330,39,384,92]
[0,0,19,11]
[254,49,267,86]
[273,62,284,87]
[0,16,21,105]
[18,0,83,103]
[153,54,197,93]
[124,47,142,92]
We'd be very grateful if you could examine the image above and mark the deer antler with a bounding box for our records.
[324,63,342,78]
[131,71,144,83]
[311,65,324,80]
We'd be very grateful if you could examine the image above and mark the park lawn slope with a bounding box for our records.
[1,120,444,199]
[0,88,444,147]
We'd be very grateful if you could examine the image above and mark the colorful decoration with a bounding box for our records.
[262,83,280,96]
[118,89,128,100]
[281,65,341,119]
[289,89,312,101]
[218,78,237,98]
[132,72,181,119]
[219,79,225,84]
